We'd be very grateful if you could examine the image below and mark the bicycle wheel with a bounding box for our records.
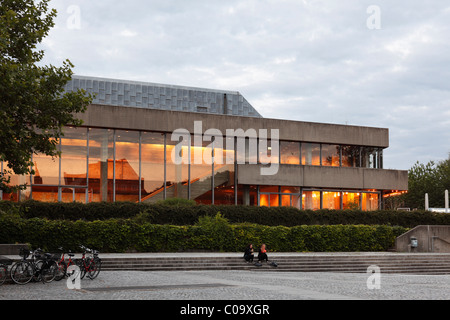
[33,260,43,282]
[41,260,57,283]
[87,260,98,280]
[89,258,101,279]
[77,259,87,279]
[10,261,34,285]
[0,264,7,285]
[54,260,67,281]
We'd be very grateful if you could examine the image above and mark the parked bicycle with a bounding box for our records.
[10,248,58,284]
[77,245,101,280]
[0,256,12,285]
[54,247,77,281]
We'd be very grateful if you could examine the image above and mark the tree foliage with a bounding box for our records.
[0,0,92,191]
[404,156,450,209]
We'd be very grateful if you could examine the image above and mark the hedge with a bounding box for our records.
[2,200,449,228]
[0,212,407,253]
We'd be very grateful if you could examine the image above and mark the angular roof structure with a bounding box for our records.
[65,75,262,118]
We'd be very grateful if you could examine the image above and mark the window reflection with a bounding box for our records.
[213,136,235,205]
[166,136,189,199]
[115,130,140,202]
[140,132,165,203]
[88,128,114,202]
[341,146,361,167]
[61,127,87,187]
[301,143,320,166]
[321,144,340,167]
[280,141,300,165]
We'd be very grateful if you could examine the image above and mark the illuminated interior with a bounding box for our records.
[0,126,390,210]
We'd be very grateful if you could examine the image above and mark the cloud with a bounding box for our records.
[40,0,450,170]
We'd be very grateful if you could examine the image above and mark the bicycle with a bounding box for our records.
[77,245,101,280]
[10,248,58,284]
[54,247,77,281]
[0,255,12,285]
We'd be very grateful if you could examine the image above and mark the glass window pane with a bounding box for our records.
[115,130,140,202]
[213,136,235,205]
[140,132,165,203]
[1,163,31,202]
[321,144,340,167]
[166,134,189,199]
[88,128,114,202]
[341,146,361,167]
[61,127,87,187]
[361,147,379,168]
[237,138,257,164]
[302,191,320,210]
[259,186,278,193]
[362,192,379,211]
[259,138,279,165]
[322,191,341,209]
[60,187,86,203]
[191,135,213,204]
[280,141,300,165]
[32,140,59,185]
[301,143,320,166]
[343,192,360,210]
[32,186,58,202]
[237,184,257,205]
[280,186,300,194]
[281,194,291,207]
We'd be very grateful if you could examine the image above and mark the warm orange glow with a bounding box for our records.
[383,190,407,198]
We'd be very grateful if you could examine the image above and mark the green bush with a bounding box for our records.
[0,211,407,253]
[4,200,449,228]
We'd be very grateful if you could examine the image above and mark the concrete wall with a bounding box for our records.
[237,164,408,191]
[76,104,390,147]
[396,225,450,253]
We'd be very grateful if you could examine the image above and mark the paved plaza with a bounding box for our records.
[1,269,449,301]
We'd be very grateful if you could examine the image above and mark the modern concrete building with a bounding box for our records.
[0,75,408,210]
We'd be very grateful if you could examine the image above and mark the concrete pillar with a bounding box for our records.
[445,190,449,213]
[425,193,429,211]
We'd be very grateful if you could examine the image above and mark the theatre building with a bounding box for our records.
[0,75,408,210]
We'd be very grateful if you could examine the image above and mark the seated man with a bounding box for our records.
[243,244,254,263]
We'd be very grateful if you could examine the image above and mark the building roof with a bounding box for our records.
[65,75,262,118]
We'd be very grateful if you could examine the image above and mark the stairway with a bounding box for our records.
[141,168,232,203]
[101,253,450,275]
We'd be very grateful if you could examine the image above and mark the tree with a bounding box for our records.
[0,0,92,192]
[404,156,450,209]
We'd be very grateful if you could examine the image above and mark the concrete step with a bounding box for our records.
[98,253,450,275]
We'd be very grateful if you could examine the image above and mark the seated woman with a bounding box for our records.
[258,243,268,263]
[243,244,254,263]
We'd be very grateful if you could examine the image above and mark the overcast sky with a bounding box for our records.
[40,0,450,170]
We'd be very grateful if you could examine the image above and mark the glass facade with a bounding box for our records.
[280,141,300,165]
[0,126,384,210]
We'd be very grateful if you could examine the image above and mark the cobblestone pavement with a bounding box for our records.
[1,270,450,300]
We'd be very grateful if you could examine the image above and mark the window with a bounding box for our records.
[302,191,321,210]
[280,141,300,165]
[341,146,361,167]
[301,143,320,166]
[321,144,340,167]
[115,130,140,202]
[88,128,114,202]
[322,191,341,209]
[140,132,165,203]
